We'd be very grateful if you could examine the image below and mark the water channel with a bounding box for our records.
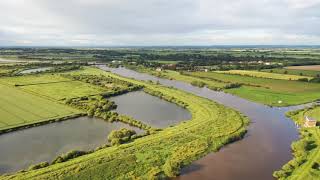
[98,65,309,180]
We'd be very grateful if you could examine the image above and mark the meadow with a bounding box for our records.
[285,65,320,71]
[261,68,320,77]
[215,70,313,81]
[0,67,248,179]
[274,106,320,179]
[0,83,80,132]
[151,70,320,106]
[0,74,107,100]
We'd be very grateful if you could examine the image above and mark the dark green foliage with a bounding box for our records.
[28,162,49,171]
[63,74,143,96]
[298,78,309,82]
[52,150,88,164]
[224,83,242,89]
[190,80,206,88]
[65,95,153,130]
[107,128,137,146]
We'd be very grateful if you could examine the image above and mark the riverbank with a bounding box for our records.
[125,65,320,107]
[0,67,248,179]
[274,106,320,179]
[100,66,305,179]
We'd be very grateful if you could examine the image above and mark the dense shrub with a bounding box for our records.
[224,83,242,89]
[28,161,49,170]
[190,80,206,88]
[108,128,137,146]
[52,150,88,164]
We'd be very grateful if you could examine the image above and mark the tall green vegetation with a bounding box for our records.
[65,95,153,131]
[107,128,137,146]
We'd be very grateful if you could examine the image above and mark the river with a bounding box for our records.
[98,65,309,180]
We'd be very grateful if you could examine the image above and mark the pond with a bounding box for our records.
[19,67,53,74]
[98,65,310,180]
[0,116,141,174]
[109,91,191,128]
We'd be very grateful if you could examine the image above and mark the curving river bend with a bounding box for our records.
[98,66,310,180]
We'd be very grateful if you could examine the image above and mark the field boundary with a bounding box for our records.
[0,113,86,135]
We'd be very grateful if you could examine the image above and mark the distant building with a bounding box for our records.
[156,67,163,72]
[304,116,317,127]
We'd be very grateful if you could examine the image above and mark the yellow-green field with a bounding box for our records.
[0,83,80,131]
[285,65,320,71]
[215,70,313,81]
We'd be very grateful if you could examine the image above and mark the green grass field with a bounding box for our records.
[0,74,69,86]
[0,83,80,131]
[262,68,320,78]
[274,106,320,179]
[126,66,320,106]
[215,70,313,81]
[185,71,320,106]
[0,74,107,100]
[0,67,248,180]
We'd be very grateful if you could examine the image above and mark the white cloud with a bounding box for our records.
[0,0,319,46]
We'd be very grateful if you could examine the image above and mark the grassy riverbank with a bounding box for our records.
[0,67,249,179]
[274,106,320,179]
[128,66,320,106]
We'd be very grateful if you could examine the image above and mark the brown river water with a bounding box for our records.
[98,65,310,180]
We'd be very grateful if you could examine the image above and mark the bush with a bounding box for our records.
[298,78,309,82]
[28,161,49,170]
[224,83,241,89]
[52,150,88,164]
[190,81,206,88]
[107,128,137,146]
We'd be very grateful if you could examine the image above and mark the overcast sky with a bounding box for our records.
[0,0,320,46]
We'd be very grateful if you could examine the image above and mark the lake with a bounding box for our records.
[0,117,141,174]
[110,91,191,128]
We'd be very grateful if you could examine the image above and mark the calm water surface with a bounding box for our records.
[110,91,191,128]
[98,65,310,180]
[0,117,141,174]
[0,90,190,174]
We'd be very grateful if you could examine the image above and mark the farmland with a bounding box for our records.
[215,70,313,81]
[0,67,248,179]
[286,65,320,71]
[0,74,106,100]
[0,83,81,133]
[274,106,320,180]
[261,68,320,77]
[137,68,320,106]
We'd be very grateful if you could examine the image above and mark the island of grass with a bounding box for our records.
[273,105,320,179]
[130,66,320,106]
[0,67,249,179]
